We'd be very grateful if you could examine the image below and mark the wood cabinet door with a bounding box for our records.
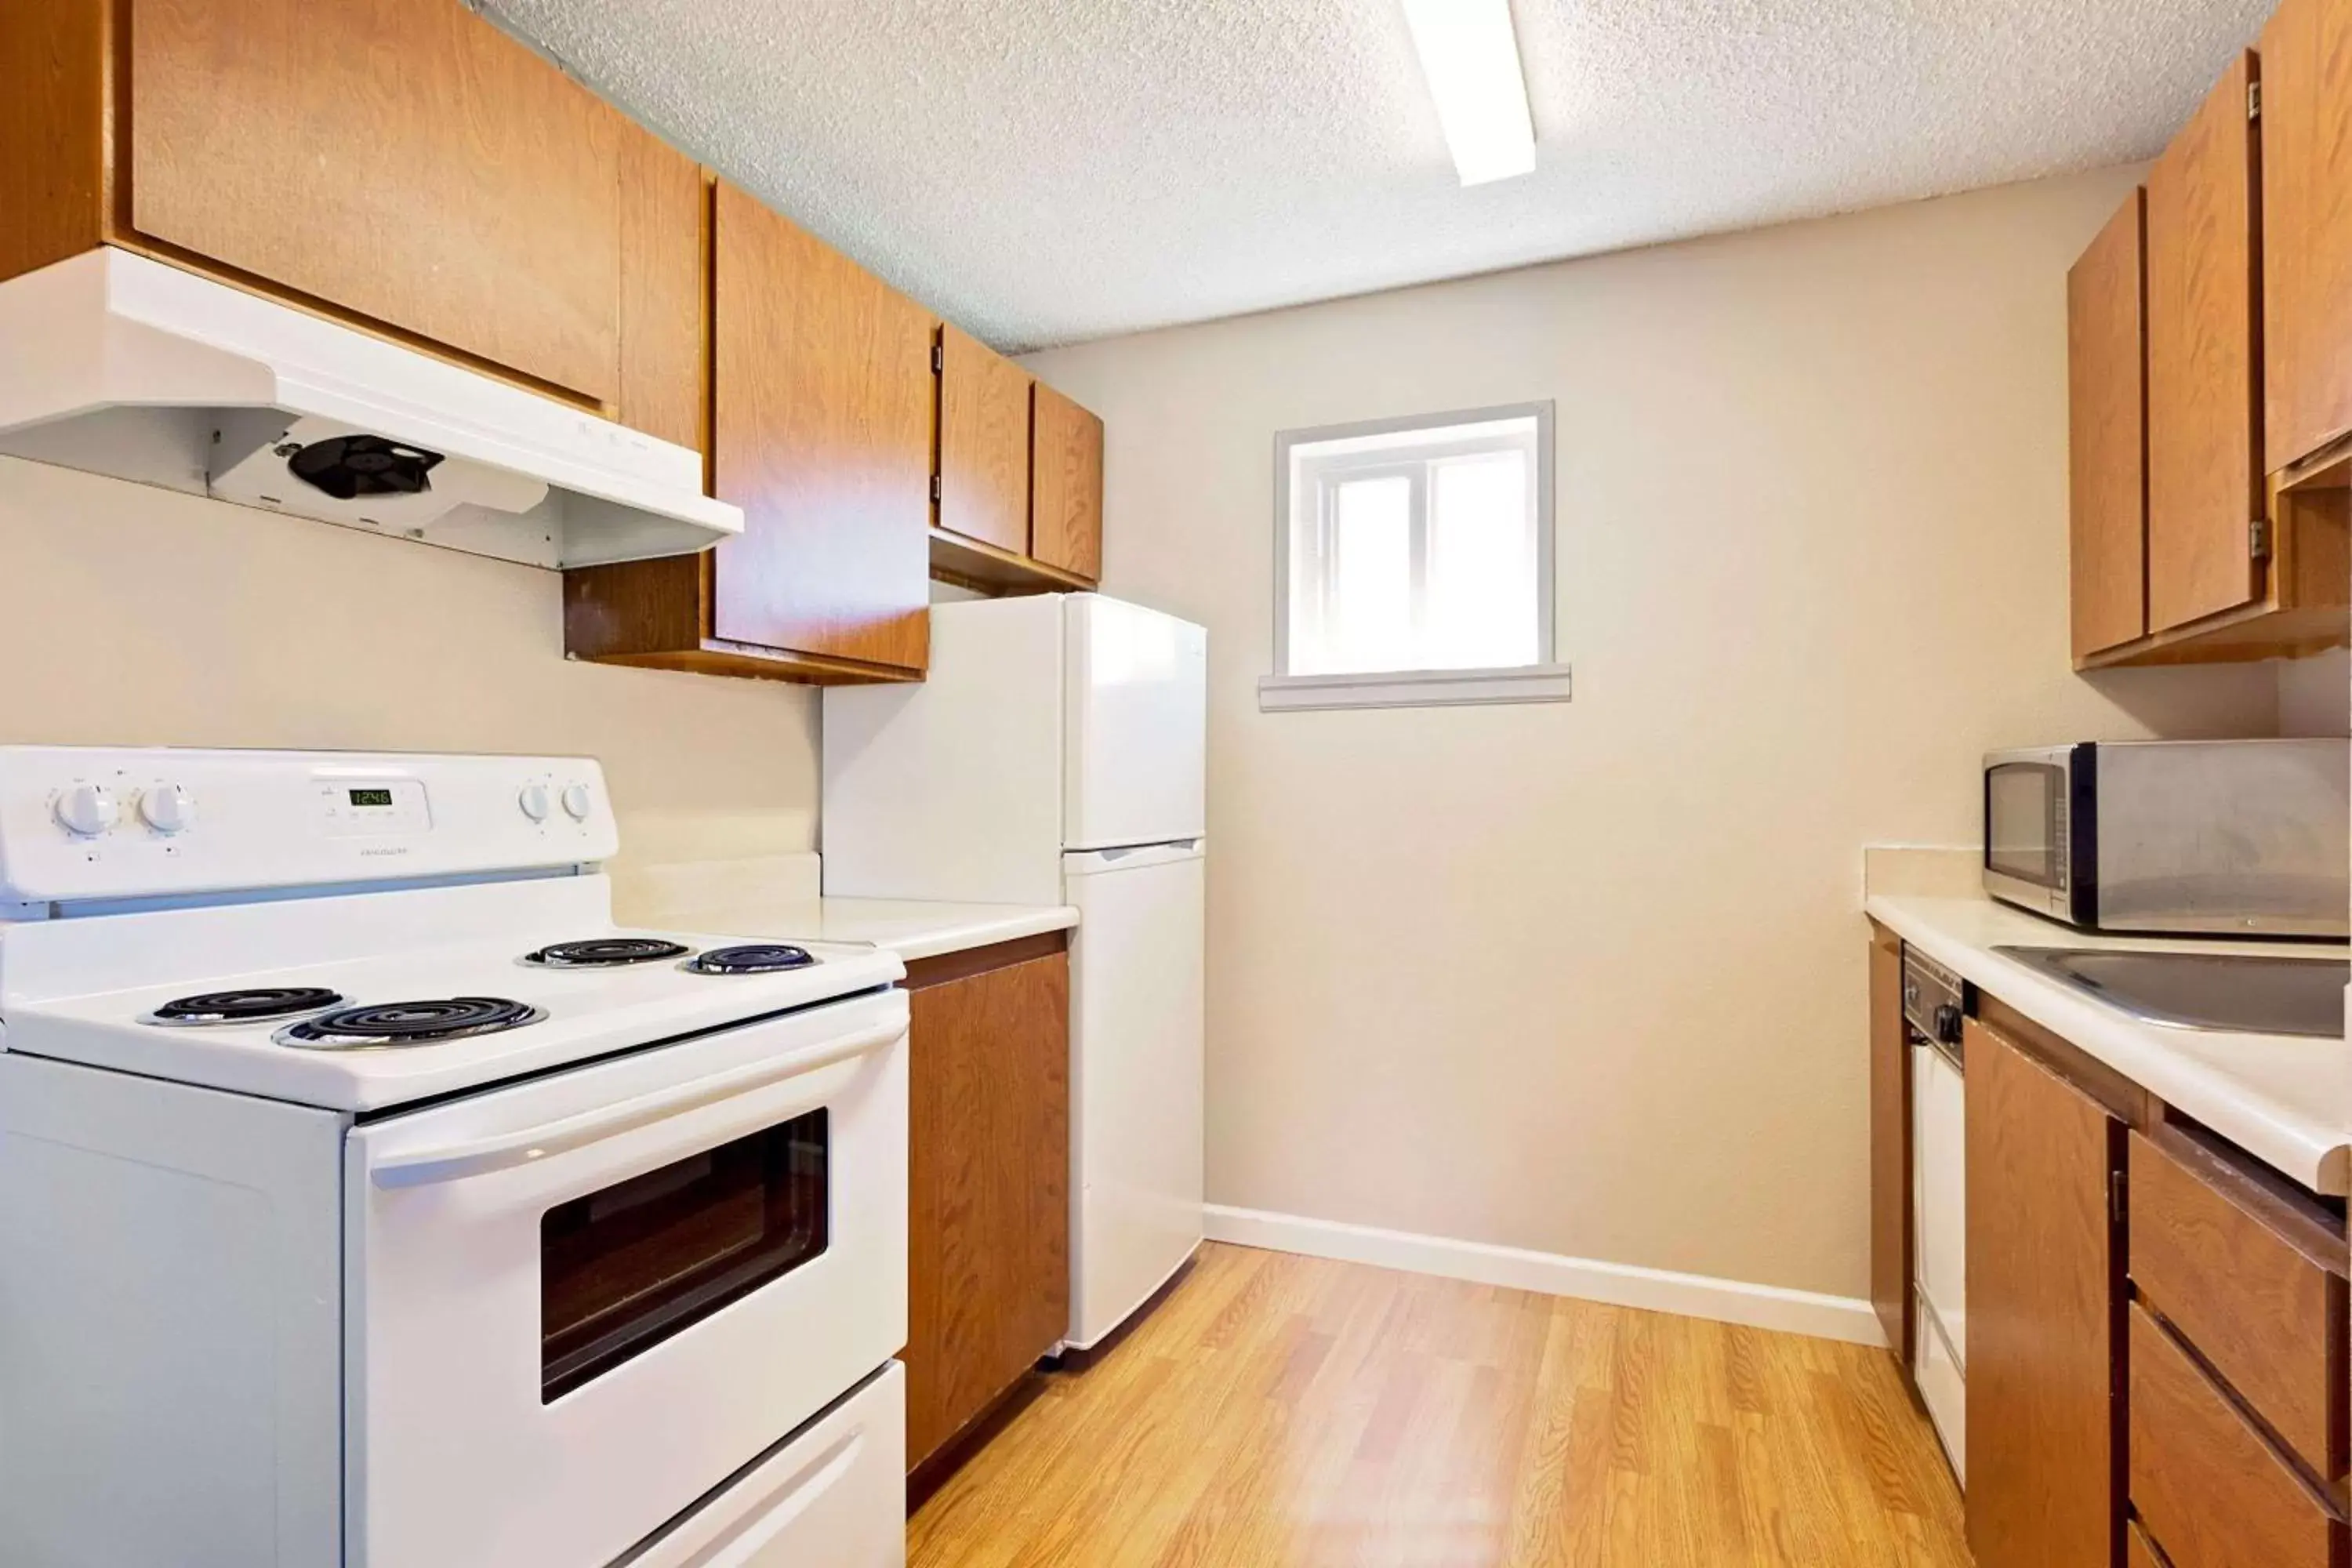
[1031,383,1105,583]
[614,127,709,456]
[906,951,1071,1470]
[127,0,623,405]
[2262,0,2352,474]
[2146,51,2265,633]
[2070,191,2150,661]
[938,324,1034,556]
[1867,927,1912,1370]
[711,184,932,674]
[1965,1019,2123,1568]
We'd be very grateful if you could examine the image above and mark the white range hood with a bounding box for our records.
[0,248,741,568]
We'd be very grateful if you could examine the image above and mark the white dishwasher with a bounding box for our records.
[1904,947,1967,1483]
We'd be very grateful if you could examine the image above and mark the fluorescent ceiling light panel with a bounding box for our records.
[1400,0,1537,186]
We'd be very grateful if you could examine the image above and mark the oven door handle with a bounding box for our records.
[367,1018,905,1190]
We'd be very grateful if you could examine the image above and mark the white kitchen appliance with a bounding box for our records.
[0,746,909,1568]
[1903,946,1967,1483]
[823,593,1207,1352]
[0,248,742,567]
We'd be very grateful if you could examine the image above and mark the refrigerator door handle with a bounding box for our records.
[1064,839,1206,875]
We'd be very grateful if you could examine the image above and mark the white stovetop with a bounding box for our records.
[0,874,906,1112]
[1864,865,2350,1195]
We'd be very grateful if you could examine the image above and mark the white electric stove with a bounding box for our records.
[0,747,912,1568]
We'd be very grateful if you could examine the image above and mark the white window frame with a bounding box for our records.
[1263,401,1569,712]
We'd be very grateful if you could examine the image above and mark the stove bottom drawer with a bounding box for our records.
[619,1362,906,1568]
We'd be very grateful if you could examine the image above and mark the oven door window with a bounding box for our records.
[1985,763,2062,887]
[541,1109,828,1403]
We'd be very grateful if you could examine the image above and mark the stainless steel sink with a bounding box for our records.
[1991,947,2348,1038]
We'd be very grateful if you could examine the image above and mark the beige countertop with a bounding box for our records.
[1864,854,2349,1196]
[612,851,1075,965]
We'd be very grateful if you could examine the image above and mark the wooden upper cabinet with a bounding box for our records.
[127,0,625,405]
[710,183,932,674]
[2146,51,2265,634]
[2069,191,2150,662]
[1031,382,1105,583]
[2262,0,2352,477]
[564,184,936,683]
[1965,1019,2123,1568]
[938,325,1034,556]
[613,127,710,456]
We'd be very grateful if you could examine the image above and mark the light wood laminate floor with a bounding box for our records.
[909,1242,1969,1567]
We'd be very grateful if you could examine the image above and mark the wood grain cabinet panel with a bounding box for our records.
[2146,50,2265,634]
[2262,0,2352,475]
[2129,1304,2339,1568]
[127,0,624,405]
[938,325,1034,556]
[566,184,936,683]
[614,128,709,456]
[1965,1018,2123,1568]
[905,948,1071,1472]
[2069,191,2150,662]
[2126,1519,2165,1568]
[1031,382,1105,583]
[710,183,932,675]
[2129,1131,2349,1486]
[1867,925,1911,1372]
[0,0,110,285]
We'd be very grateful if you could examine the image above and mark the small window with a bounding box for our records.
[1266,403,1567,710]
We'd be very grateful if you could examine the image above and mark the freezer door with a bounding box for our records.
[1065,596,1207,852]
[1064,842,1206,1348]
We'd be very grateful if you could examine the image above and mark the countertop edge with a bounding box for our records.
[1866,895,2350,1198]
[833,902,1080,964]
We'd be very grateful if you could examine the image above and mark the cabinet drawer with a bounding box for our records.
[2129,1305,2339,1568]
[2129,1131,2347,1483]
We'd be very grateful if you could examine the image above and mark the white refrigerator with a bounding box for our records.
[822,593,1207,1352]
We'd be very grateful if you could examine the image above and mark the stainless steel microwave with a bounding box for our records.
[1984,740,2349,937]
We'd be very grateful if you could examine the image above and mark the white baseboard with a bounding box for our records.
[1203,1204,1885,1348]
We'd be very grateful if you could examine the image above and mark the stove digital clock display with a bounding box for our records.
[347,788,395,808]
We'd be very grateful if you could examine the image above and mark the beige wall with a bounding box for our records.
[0,457,821,888]
[1025,165,2284,1301]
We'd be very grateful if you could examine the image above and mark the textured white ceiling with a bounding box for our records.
[484,0,2268,352]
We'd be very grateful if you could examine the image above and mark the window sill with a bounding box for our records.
[1257,663,1573,713]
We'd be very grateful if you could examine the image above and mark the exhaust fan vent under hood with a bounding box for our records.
[0,249,742,569]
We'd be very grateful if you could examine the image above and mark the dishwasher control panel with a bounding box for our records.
[1900,946,1966,1065]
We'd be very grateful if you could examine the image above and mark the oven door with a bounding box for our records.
[1982,751,2074,920]
[344,987,908,1568]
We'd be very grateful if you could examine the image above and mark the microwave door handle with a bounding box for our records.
[368,1018,904,1190]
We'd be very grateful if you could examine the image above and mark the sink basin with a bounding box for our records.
[1991,947,2348,1038]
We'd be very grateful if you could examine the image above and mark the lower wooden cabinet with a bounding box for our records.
[903,938,1071,1476]
[1867,923,1911,1368]
[2129,1303,2339,1568]
[1965,1017,2124,1568]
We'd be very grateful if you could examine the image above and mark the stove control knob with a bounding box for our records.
[53,783,119,838]
[139,783,197,835]
[517,783,553,822]
[560,782,593,821]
